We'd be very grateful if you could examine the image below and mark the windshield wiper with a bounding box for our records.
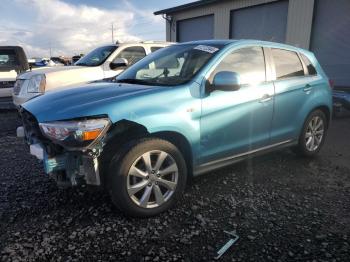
[116,78,152,85]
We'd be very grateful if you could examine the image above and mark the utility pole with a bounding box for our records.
[49,41,52,58]
[111,23,114,43]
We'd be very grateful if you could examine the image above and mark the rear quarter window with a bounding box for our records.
[300,54,317,76]
[272,48,304,80]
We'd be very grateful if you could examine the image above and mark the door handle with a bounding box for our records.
[303,84,312,93]
[259,94,272,103]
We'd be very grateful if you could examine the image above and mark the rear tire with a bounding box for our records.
[293,109,328,157]
[108,138,187,217]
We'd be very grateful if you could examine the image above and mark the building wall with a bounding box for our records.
[165,0,314,49]
[286,0,314,48]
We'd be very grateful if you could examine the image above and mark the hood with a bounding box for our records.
[22,82,162,123]
[0,70,17,81]
[18,65,104,90]
[19,66,86,79]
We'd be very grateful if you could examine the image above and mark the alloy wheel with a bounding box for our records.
[305,116,324,151]
[127,150,179,208]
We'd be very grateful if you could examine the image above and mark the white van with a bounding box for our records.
[13,41,172,106]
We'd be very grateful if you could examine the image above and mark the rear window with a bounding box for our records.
[272,48,304,80]
[300,54,317,76]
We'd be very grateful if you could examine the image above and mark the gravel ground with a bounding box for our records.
[0,110,350,262]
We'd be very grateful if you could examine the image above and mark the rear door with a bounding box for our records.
[200,46,274,164]
[269,48,318,143]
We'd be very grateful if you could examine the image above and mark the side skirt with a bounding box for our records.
[193,140,296,176]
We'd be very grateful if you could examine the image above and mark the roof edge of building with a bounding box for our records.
[154,0,220,15]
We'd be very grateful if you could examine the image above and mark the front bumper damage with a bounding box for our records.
[30,143,101,187]
[18,111,104,188]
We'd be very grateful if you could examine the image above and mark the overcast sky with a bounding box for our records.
[0,0,193,58]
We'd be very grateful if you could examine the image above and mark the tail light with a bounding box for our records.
[328,79,334,89]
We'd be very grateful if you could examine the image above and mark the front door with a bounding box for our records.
[200,46,274,164]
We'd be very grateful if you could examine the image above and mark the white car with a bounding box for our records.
[13,41,172,106]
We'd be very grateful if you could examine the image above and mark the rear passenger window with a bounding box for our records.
[211,46,266,85]
[301,54,317,76]
[272,49,304,80]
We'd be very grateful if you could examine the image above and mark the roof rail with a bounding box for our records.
[141,40,174,44]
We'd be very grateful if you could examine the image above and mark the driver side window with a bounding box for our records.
[210,46,266,85]
[115,46,146,66]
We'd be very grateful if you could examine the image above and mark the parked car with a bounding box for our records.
[333,87,350,114]
[0,46,28,108]
[12,41,172,106]
[18,40,332,217]
[71,55,82,64]
[51,56,70,66]
[31,58,64,68]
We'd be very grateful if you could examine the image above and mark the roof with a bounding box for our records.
[154,0,221,15]
[177,39,236,46]
[175,39,310,53]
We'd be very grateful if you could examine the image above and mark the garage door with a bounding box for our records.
[311,0,350,87]
[230,0,288,43]
[177,15,214,42]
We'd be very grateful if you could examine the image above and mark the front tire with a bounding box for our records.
[294,109,328,157]
[108,138,187,217]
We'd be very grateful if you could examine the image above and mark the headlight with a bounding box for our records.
[27,75,46,93]
[39,118,111,149]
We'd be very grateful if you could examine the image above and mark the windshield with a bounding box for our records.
[75,45,117,66]
[0,49,19,67]
[116,44,223,86]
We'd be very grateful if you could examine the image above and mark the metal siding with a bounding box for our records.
[286,0,314,49]
[177,15,214,42]
[165,0,313,51]
[230,0,289,43]
[168,0,281,41]
[311,0,350,87]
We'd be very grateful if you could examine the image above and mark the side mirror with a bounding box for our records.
[212,71,241,91]
[110,58,128,70]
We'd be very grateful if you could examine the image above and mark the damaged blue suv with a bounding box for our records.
[19,40,332,217]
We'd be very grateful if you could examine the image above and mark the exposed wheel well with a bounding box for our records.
[100,121,194,185]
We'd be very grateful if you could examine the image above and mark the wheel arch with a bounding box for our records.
[100,120,194,183]
[313,105,331,127]
[151,131,194,178]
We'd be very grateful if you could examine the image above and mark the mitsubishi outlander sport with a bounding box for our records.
[18,40,332,217]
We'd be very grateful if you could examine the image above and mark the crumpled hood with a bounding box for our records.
[22,82,162,123]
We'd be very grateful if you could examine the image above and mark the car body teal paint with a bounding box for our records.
[22,40,332,176]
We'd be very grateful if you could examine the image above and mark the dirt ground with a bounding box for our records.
[0,110,349,262]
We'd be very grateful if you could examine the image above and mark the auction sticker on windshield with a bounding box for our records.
[194,45,219,53]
